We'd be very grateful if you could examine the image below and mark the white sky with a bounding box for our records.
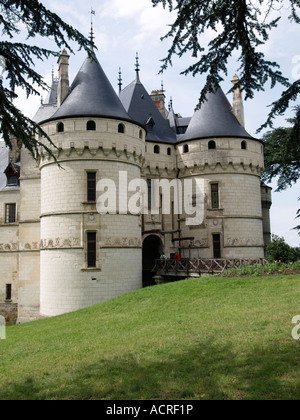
[4,0,300,246]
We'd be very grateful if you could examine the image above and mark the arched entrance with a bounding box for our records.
[142,235,163,287]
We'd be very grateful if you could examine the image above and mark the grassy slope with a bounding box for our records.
[0,275,300,400]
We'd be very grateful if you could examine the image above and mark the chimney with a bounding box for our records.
[57,49,70,107]
[150,89,167,118]
[231,74,245,128]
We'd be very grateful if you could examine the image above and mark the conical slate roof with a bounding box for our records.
[167,104,178,133]
[181,86,254,141]
[0,142,9,191]
[50,53,131,122]
[32,78,58,123]
[120,75,177,144]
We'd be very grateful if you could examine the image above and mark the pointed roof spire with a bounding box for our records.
[118,67,122,94]
[167,96,178,132]
[89,8,96,51]
[135,52,140,83]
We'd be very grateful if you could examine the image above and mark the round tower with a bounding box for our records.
[38,52,145,317]
[177,86,265,259]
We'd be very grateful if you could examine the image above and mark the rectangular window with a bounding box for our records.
[147,179,152,208]
[5,204,16,224]
[87,172,97,202]
[6,284,12,301]
[87,232,97,268]
[213,234,221,259]
[211,184,219,209]
[171,201,175,230]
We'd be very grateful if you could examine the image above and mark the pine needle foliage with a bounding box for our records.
[152,0,299,121]
[0,0,91,160]
[262,106,300,233]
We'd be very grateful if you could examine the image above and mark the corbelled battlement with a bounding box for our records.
[38,117,146,168]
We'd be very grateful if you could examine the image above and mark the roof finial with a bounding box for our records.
[118,67,122,94]
[89,8,96,50]
[135,52,140,82]
[161,80,165,94]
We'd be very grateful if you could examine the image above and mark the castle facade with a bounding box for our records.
[0,49,272,323]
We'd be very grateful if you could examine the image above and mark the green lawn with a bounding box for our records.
[0,275,300,400]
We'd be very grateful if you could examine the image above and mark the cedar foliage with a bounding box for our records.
[0,0,91,159]
[152,0,300,127]
[262,106,300,232]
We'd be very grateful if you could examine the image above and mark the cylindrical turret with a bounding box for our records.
[39,53,145,317]
[176,86,265,259]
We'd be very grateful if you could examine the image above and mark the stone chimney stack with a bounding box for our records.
[150,88,167,118]
[231,74,245,128]
[57,49,70,107]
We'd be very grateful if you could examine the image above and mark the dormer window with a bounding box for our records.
[4,163,20,187]
[145,115,155,133]
[87,120,96,131]
[7,176,18,186]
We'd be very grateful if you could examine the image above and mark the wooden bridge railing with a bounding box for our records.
[153,258,267,275]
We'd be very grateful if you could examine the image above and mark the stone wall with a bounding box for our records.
[0,302,18,325]
[17,149,41,323]
[143,136,265,259]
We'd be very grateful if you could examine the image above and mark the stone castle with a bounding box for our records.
[0,47,272,324]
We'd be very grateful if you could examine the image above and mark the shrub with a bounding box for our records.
[289,247,300,262]
[215,260,300,278]
[266,234,297,263]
